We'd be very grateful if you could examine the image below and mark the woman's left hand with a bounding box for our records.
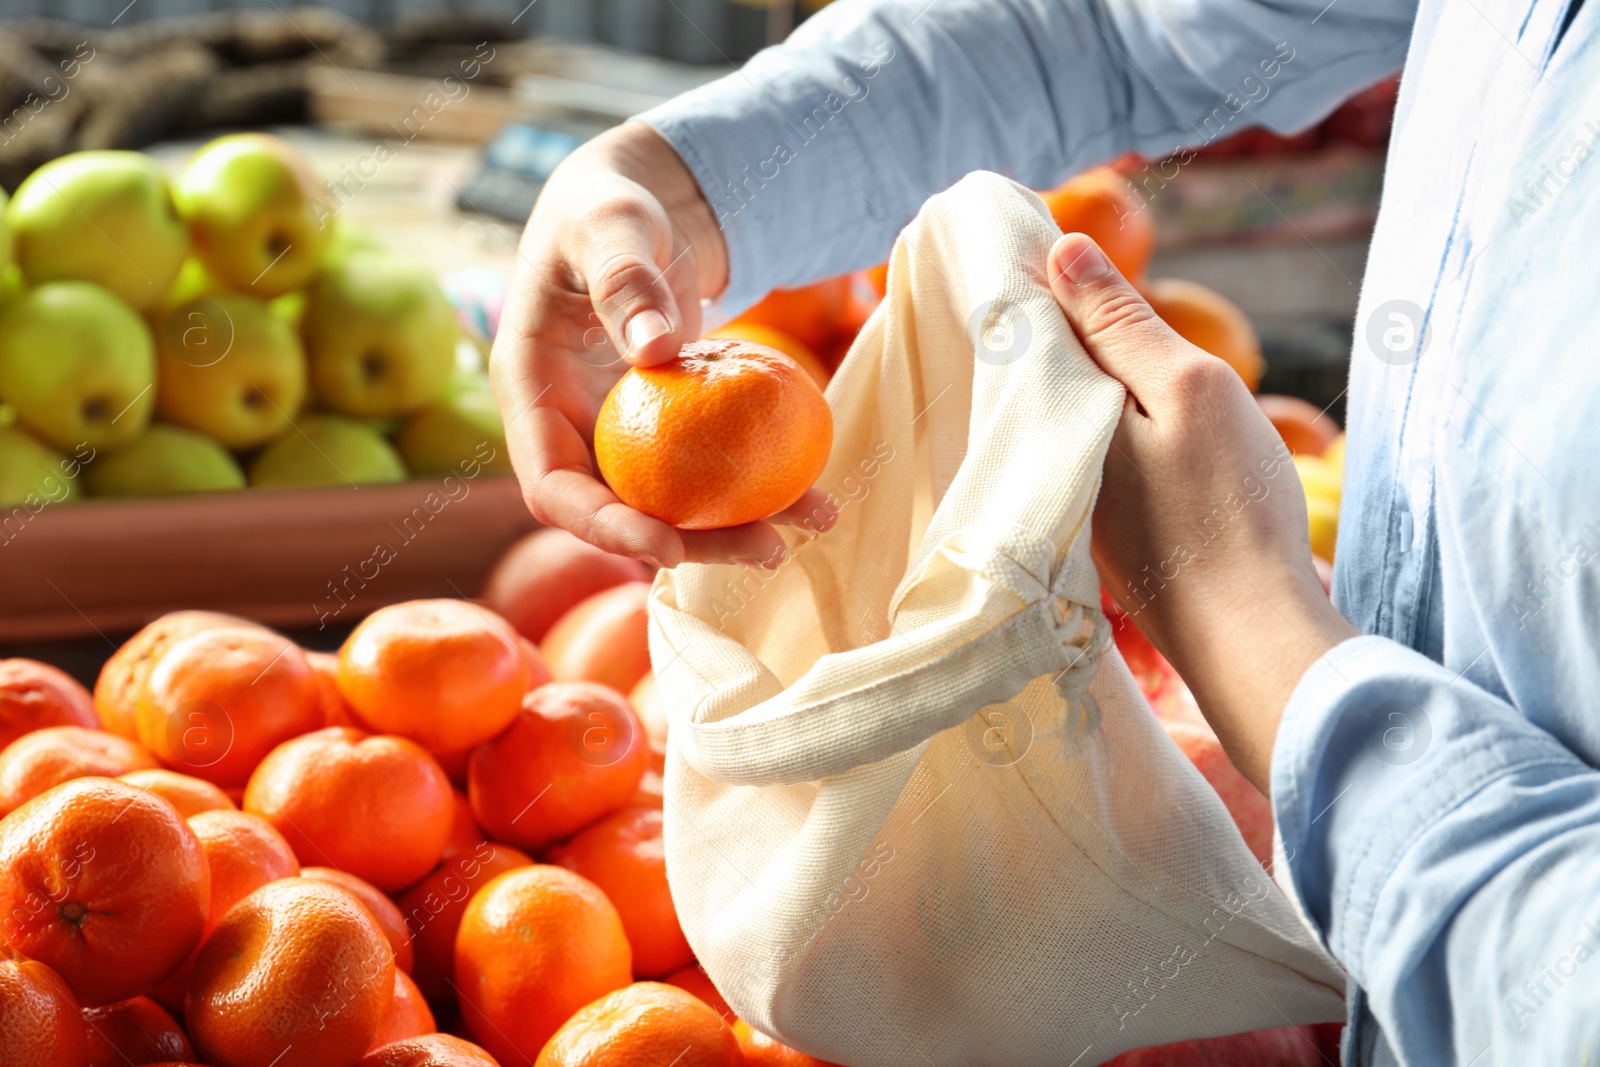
[1046,232,1357,791]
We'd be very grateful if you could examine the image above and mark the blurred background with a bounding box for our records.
[0,0,1385,674]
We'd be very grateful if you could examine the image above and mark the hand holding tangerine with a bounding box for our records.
[595,338,832,532]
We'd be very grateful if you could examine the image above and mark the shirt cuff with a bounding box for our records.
[1270,634,1584,980]
[639,70,882,316]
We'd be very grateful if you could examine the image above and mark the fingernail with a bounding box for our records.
[641,554,665,570]
[624,309,670,353]
[1061,241,1112,285]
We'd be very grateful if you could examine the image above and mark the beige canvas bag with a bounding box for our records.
[648,172,1345,1067]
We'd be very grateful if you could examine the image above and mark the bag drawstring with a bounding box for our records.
[1049,594,1109,745]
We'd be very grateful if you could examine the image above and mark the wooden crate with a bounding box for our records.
[0,477,538,642]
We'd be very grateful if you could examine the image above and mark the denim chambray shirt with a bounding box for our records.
[640,0,1600,1061]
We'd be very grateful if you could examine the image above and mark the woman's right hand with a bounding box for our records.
[489,121,833,569]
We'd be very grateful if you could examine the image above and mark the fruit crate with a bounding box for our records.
[0,476,537,642]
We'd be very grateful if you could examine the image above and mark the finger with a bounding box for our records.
[494,357,688,566]
[769,487,838,533]
[677,486,838,568]
[679,522,790,568]
[1046,233,1200,407]
[577,198,693,368]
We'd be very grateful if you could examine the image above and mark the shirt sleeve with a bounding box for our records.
[1273,634,1600,1065]
[637,0,1416,312]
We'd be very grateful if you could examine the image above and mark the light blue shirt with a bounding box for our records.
[640,0,1600,1063]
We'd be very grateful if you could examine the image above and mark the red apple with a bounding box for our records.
[540,581,652,695]
[481,528,652,642]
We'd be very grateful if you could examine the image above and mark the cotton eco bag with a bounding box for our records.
[648,172,1345,1067]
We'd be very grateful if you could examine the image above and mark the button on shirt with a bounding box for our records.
[639,0,1600,1061]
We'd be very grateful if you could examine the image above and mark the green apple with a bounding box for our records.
[148,256,223,324]
[249,415,407,489]
[394,373,511,476]
[0,281,155,450]
[269,289,306,329]
[0,264,25,308]
[174,133,331,299]
[322,216,385,268]
[6,151,188,310]
[0,425,77,507]
[301,252,457,418]
[154,293,307,450]
[0,188,11,276]
[84,423,244,497]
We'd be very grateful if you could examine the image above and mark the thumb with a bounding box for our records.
[1047,233,1196,404]
[579,204,698,368]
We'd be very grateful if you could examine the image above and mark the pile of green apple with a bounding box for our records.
[0,133,509,508]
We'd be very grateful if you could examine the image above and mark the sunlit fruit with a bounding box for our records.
[393,375,510,477]
[1293,454,1342,504]
[301,866,415,974]
[337,598,535,755]
[6,150,187,310]
[481,528,652,644]
[541,581,652,694]
[186,877,393,1067]
[93,610,261,740]
[0,658,97,750]
[467,681,648,852]
[175,133,331,299]
[1142,277,1264,391]
[1307,493,1339,562]
[395,839,533,1004]
[595,338,832,530]
[359,1034,502,1067]
[535,981,743,1067]
[249,415,407,489]
[0,281,155,451]
[134,626,322,787]
[734,1019,848,1067]
[1040,168,1155,280]
[0,945,86,1067]
[707,321,830,390]
[1256,394,1339,456]
[0,425,78,508]
[244,726,452,892]
[1324,432,1346,469]
[0,726,157,815]
[302,252,458,418]
[81,994,197,1067]
[0,777,209,1006]
[555,806,694,978]
[629,670,668,770]
[455,865,632,1064]
[366,970,434,1051]
[304,649,360,728]
[84,423,245,497]
[665,965,734,1022]
[153,293,307,450]
[731,276,850,351]
[118,767,234,818]
[187,808,300,934]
